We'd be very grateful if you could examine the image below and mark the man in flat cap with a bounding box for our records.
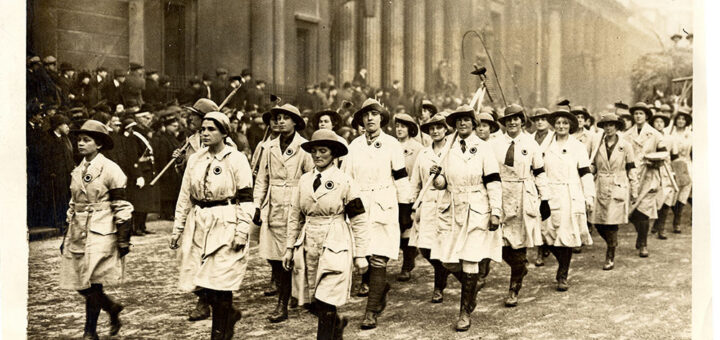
[123,62,146,106]
[58,62,76,105]
[212,67,229,104]
[41,114,74,233]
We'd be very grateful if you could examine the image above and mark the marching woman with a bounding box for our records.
[669,107,692,233]
[435,105,503,332]
[394,113,424,282]
[408,114,454,303]
[529,108,554,267]
[475,108,501,142]
[541,109,595,291]
[170,112,254,339]
[60,120,133,340]
[253,104,314,323]
[649,110,677,239]
[283,129,370,340]
[588,113,639,270]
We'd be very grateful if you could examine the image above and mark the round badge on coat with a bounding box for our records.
[325,181,334,190]
[286,148,294,156]
[562,149,567,154]
[469,146,477,154]
[618,146,624,152]
[374,141,382,149]
[83,174,92,182]
[213,166,222,175]
[521,149,528,156]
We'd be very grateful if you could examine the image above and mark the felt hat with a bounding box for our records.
[421,99,439,115]
[498,104,527,125]
[629,102,653,119]
[529,107,551,120]
[72,119,114,150]
[475,111,500,133]
[596,113,625,131]
[42,56,57,65]
[548,109,580,134]
[186,98,219,118]
[420,114,450,134]
[241,69,252,77]
[446,105,478,128]
[271,104,306,131]
[59,62,74,72]
[113,69,126,77]
[300,129,348,157]
[393,113,419,137]
[352,98,390,128]
[570,105,592,121]
[650,110,671,127]
[129,62,143,71]
[216,67,228,75]
[312,110,342,131]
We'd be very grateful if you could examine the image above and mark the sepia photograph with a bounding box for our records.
[12,0,707,338]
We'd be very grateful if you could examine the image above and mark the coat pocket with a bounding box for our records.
[67,213,88,254]
[320,239,349,274]
[87,209,116,235]
[374,191,396,211]
[468,203,490,232]
[523,186,539,218]
[611,182,628,202]
[268,187,290,227]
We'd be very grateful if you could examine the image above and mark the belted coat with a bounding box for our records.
[624,123,666,219]
[589,136,639,225]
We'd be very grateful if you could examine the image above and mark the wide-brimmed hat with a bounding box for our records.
[571,105,592,120]
[158,111,179,126]
[271,104,306,131]
[475,111,500,133]
[420,114,450,134]
[203,111,231,134]
[596,113,625,131]
[650,111,671,127]
[629,102,653,119]
[446,105,478,128]
[186,98,219,118]
[659,104,673,113]
[72,119,114,150]
[529,108,551,120]
[393,113,419,137]
[498,104,527,125]
[353,98,390,127]
[59,62,74,72]
[674,107,692,126]
[311,110,342,131]
[421,99,438,115]
[548,109,580,134]
[300,129,348,157]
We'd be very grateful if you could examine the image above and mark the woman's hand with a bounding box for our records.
[354,257,369,274]
[429,165,442,176]
[231,233,247,252]
[489,215,501,231]
[282,250,294,271]
[586,201,593,214]
[169,233,181,249]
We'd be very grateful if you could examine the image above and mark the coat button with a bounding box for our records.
[81,232,87,237]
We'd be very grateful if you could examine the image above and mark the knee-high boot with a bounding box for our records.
[630,211,650,257]
[268,261,291,323]
[213,291,241,340]
[264,261,279,296]
[91,284,124,336]
[654,204,670,239]
[361,266,390,330]
[673,202,684,233]
[189,288,211,321]
[502,247,528,307]
[456,272,480,332]
[398,238,417,282]
[357,264,370,297]
[79,288,101,340]
[316,300,345,340]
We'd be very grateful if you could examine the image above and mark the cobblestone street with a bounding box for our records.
[28,212,691,340]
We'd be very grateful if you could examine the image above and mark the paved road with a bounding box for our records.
[28,211,691,339]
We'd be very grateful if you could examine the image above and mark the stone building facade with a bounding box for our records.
[28,0,661,110]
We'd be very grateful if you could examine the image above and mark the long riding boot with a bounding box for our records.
[553,247,572,291]
[80,288,101,340]
[477,258,491,290]
[268,265,291,323]
[535,246,545,266]
[456,272,480,332]
[673,202,684,233]
[316,300,338,340]
[502,248,528,307]
[431,259,449,303]
[361,266,390,330]
[189,288,211,321]
[654,204,670,239]
[264,261,279,296]
[218,291,241,340]
[92,284,124,336]
[131,212,145,236]
[208,290,224,340]
[358,266,370,297]
[630,211,650,256]
[398,238,417,282]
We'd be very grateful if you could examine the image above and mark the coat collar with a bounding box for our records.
[547,134,578,157]
[269,132,305,160]
[311,166,340,201]
[75,153,107,191]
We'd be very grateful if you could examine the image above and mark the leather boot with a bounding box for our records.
[357,270,370,297]
[603,247,615,270]
[222,299,242,340]
[209,291,224,340]
[95,287,123,336]
[398,239,416,282]
[431,262,448,303]
[673,202,684,233]
[189,291,211,321]
[268,270,290,323]
[316,301,337,340]
[455,273,479,332]
[82,290,101,340]
[263,269,278,296]
[334,316,348,340]
[655,204,670,239]
[535,246,545,266]
[361,266,389,329]
[504,266,527,307]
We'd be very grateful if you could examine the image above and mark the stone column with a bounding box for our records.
[381,0,403,88]
[546,1,562,104]
[273,0,286,86]
[404,0,425,92]
[425,0,443,95]
[335,0,357,86]
[251,1,274,83]
[444,0,461,91]
[128,0,144,64]
[359,0,382,88]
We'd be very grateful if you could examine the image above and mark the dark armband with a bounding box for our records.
[532,166,545,177]
[482,172,501,185]
[345,198,366,219]
[578,167,591,177]
[108,188,127,201]
[670,153,679,161]
[656,146,667,152]
[625,162,636,171]
[235,187,253,202]
[392,168,408,180]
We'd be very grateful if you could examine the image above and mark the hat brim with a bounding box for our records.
[353,104,390,128]
[420,120,449,134]
[479,119,500,133]
[597,120,625,131]
[446,110,478,128]
[629,106,652,117]
[300,139,348,157]
[72,129,114,150]
[313,111,342,131]
[650,115,671,127]
[548,111,580,134]
[421,104,438,114]
[498,112,526,125]
[270,107,306,131]
[394,118,419,137]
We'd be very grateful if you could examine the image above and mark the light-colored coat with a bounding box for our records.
[342,131,413,259]
[60,153,134,290]
[542,135,595,247]
[436,134,503,263]
[286,167,369,306]
[400,138,425,238]
[625,123,665,219]
[173,146,254,292]
[575,128,599,157]
[657,131,677,207]
[531,129,554,153]
[671,127,692,204]
[408,143,449,250]
[253,133,314,260]
[491,132,548,249]
[589,136,639,225]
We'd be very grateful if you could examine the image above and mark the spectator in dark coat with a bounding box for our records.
[92,67,110,101]
[353,68,368,88]
[200,73,213,100]
[296,85,317,112]
[41,114,74,231]
[143,70,162,105]
[102,69,126,109]
[246,80,268,111]
[27,103,50,227]
[151,111,182,220]
[211,67,229,104]
[57,62,76,105]
[181,76,203,105]
[122,62,145,106]
[72,71,100,108]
